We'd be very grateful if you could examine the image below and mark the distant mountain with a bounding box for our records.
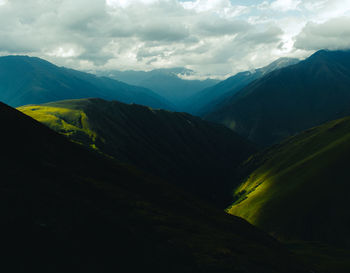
[0,55,172,109]
[186,57,299,115]
[98,67,219,109]
[19,98,256,207]
[227,115,350,251]
[205,50,350,146]
[0,101,309,273]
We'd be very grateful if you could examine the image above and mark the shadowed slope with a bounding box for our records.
[206,50,350,146]
[187,57,299,115]
[0,101,309,273]
[19,98,256,207]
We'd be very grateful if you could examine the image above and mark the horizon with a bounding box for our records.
[0,52,306,80]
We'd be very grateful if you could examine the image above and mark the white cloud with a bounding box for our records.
[295,16,350,51]
[270,0,301,12]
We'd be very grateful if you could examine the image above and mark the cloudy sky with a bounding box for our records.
[1,0,350,78]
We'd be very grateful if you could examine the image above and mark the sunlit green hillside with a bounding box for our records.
[228,116,350,248]
[19,98,256,207]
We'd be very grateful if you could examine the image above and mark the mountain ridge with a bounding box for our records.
[19,98,257,207]
[205,50,350,146]
[98,67,219,109]
[186,57,299,115]
[0,55,173,110]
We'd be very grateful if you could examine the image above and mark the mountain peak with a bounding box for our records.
[259,57,300,75]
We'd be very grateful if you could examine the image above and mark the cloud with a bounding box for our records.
[270,0,301,12]
[294,16,350,51]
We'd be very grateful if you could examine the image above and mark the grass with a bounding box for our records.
[18,104,99,148]
[18,98,257,208]
[227,116,350,247]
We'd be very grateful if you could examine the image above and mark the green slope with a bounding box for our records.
[18,98,256,207]
[228,116,350,248]
[0,101,310,273]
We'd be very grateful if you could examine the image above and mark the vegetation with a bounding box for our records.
[1,101,310,273]
[228,115,350,249]
[19,98,256,207]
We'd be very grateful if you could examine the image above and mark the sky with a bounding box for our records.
[1,0,350,79]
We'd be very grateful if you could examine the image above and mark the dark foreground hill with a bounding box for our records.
[206,50,350,146]
[19,98,256,207]
[0,55,172,109]
[228,115,350,249]
[0,101,309,273]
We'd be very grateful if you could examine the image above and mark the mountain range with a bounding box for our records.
[0,55,172,110]
[98,67,219,109]
[0,101,310,273]
[3,49,350,272]
[18,98,256,207]
[205,50,350,146]
[187,57,299,115]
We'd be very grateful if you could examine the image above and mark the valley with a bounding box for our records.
[2,49,350,273]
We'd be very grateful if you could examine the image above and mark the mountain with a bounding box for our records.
[19,98,256,207]
[186,57,299,115]
[98,67,219,109]
[227,115,350,249]
[0,55,172,109]
[0,101,309,273]
[205,50,350,147]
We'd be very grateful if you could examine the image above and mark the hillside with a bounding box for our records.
[98,67,219,109]
[227,115,350,249]
[0,55,172,109]
[19,98,256,207]
[187,58,299,115]
[206,50,350,146]
[0,101,310,273]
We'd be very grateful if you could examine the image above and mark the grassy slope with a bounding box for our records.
[1,101,310,273]
[228,116,350,248]
[19,98,256,207]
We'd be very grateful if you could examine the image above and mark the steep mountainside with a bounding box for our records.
[228,115,350,249]
[187,58,299,115]
[0,55,172,109]
[98,67,219,109]
[206,50,350,146]
[19,98,256,207]
[0,101,309,273]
